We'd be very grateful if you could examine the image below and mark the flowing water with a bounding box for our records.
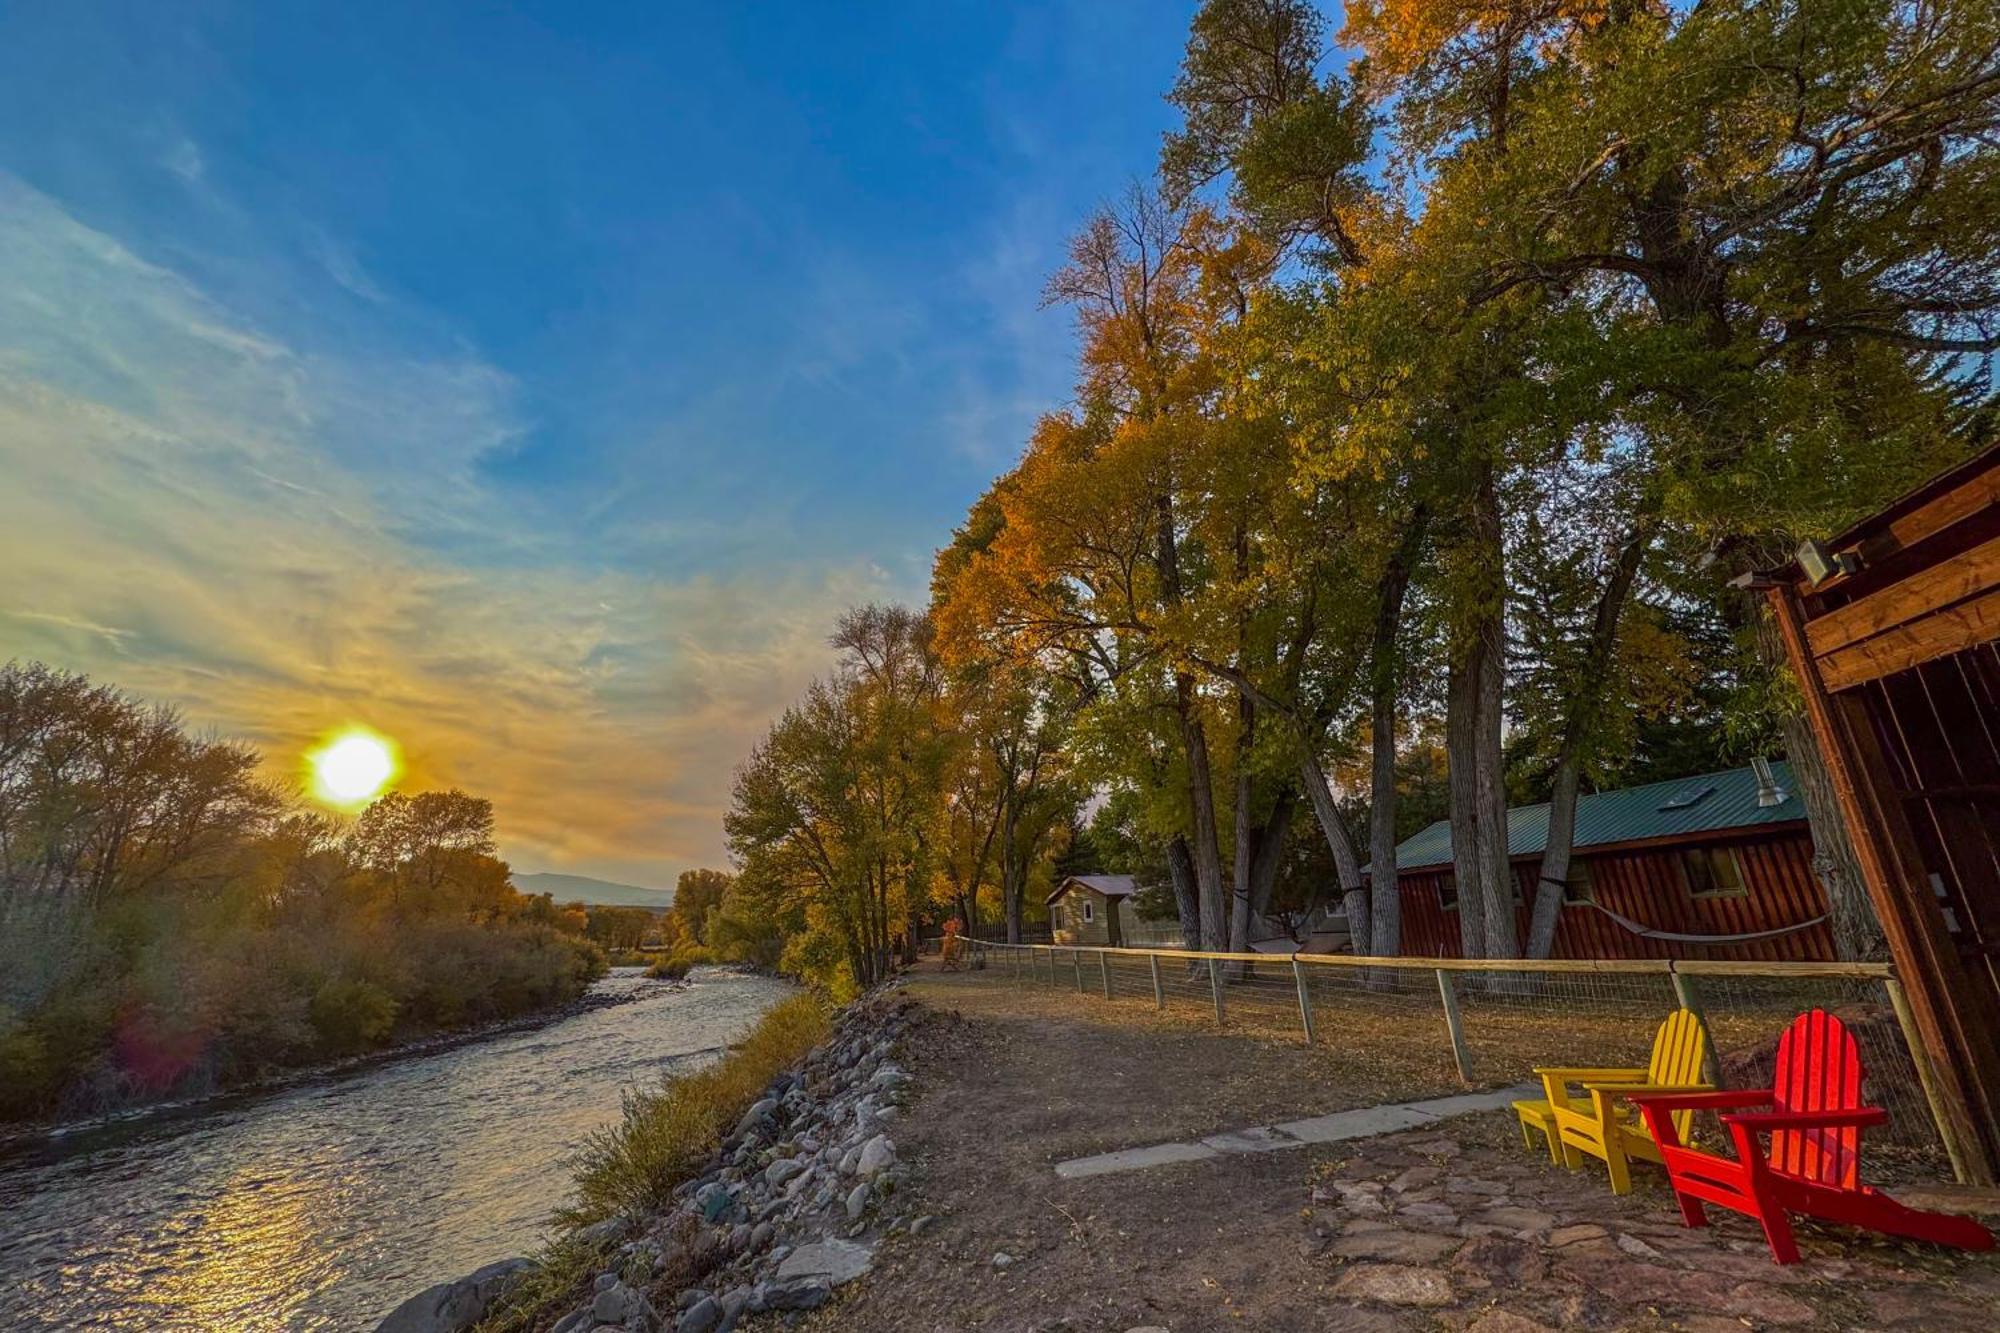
[0,967,793,1332]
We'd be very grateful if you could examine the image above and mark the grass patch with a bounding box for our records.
[646,944,718,980]
[562,991,831,1226]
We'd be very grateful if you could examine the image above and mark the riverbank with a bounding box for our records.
[0,968,794,1333]
[0,967,683,1151]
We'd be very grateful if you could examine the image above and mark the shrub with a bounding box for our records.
[646,944,717,980]
[309,978,399,1053]
[562,993,829,1224]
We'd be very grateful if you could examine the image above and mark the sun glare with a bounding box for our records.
[307,729,399,810]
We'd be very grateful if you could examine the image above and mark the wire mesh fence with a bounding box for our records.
[946,938,1954,1176]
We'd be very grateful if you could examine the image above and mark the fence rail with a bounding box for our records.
[935,937,1962,1181]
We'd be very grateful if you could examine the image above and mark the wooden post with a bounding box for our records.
[1887,975,1973,1183]
[1072,949,1085,992]
[1208,957,1226,1025]
[1766,581,2000,1183]
[1150,952,1165,1009]
[1669,969,1722,1087]
[1293,957,1316,1045]
[1435,969,1473,1084]
[1099,950,1112,999]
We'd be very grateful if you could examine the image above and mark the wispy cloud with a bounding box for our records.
[0,172,877,884]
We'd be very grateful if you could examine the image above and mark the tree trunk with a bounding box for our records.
[1367,509,1422,957]
[1299,750,1367,949]
[1167,833,1201,950]
[1446,651,1489,960]
[1248,787,1295,922]
[1178,676,1228,951]
[1473,473,1520,960]
[1229,693,1257,958]
[1527,522,1651,959]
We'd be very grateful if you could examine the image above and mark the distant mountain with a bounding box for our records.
[514,871,675,911]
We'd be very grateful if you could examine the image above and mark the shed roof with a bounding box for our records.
[1045,873,1138,906]
[1386,762,1805,873]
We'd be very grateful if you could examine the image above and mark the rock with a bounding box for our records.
[595,1272,620,1292]
[677,1296,721,1333]
[575,1215,633,1248]
[910,1214,936,1236]
[736,1098,778,1137]
[846,1182,871,1220]
[1330,1262,1455,1308]
[1452,1236,1546,1287]
[749,1221,774,1252]
[549,1308,594,1333]
[760,1276,832,1311]
[1614,1232,1662,1259]
[1465,1312,1558,1333]
[593,1282,634,1324]
[764,1157,806,1189]
[1468,1205,1555,1236]
[1327,1230,1458,1264]
[775,1237,875,1287]
[1545,1223,1607,1248]
[992,1250,1015,1270]
[374,1257,535,1333]
[856,1134,895,1179]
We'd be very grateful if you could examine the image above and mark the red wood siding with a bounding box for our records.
[1395,828,1836,962]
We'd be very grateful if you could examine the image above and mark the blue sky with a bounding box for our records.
[0,1,1208,885]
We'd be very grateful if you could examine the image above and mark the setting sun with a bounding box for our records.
[307,729,400,810]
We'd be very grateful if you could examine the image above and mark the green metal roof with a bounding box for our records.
[1388,762,1805,872]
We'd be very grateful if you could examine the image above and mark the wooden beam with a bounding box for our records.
[1767,582,2000,1183]
[1816,586,2000,691]
[1808,534,2000,656]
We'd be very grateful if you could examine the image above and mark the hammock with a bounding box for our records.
[1587,899,1829,945]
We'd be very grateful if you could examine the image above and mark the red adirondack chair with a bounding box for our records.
[1629,1009,1994,1264]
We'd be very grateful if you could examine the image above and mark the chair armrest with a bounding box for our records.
[1720,1107,1889,1132]
[1587,1082,1712,1124]
[1627,1089,1773,1114]
[1533,1066,1649,1081]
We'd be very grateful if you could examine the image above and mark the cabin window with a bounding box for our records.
[1082,898,1095,923]
[1565,860,1596,904]
[1679,846,1746,900]
[1437,873,1458,912]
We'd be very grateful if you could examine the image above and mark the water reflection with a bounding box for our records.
[0,968,791,1331]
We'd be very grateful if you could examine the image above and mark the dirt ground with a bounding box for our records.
[796,964,2000,1333]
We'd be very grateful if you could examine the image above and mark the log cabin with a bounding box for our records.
[1383,761,1839,963]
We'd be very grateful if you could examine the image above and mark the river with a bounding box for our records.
[0,967,793,1332]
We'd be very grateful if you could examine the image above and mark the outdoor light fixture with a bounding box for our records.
[1795,538,1860,587]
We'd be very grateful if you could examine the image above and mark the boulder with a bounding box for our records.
[856,1134,895,1179]
[374,1258,534,1333]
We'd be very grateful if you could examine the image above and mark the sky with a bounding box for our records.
[0,0,1213,888]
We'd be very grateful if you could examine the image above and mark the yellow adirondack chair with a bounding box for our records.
[1524,1008,1712,1194]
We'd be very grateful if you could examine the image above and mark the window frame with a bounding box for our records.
[1437,873,1458,912]
[1564,858,1596,905]
[1679,845,1748,901]
[1082,897,1095,923]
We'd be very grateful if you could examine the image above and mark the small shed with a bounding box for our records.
[1384,762,1831,962]
[1046,874,1137,947]
[1750,443,2000,1183]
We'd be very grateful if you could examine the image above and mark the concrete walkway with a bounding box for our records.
[1053,1083,1535,1180]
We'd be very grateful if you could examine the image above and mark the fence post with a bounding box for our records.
[1292,956,1316,1045]
[1668,967,1723,1087]
[1208,957,1226,1025]
[1435,969,1473,1084]
[1149,952,1164,1009]
[1099,950,1112,999]
[1886,975,1972,1184]
[1072,949,1085,993]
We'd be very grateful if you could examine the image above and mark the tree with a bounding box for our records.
[672,869,731,944]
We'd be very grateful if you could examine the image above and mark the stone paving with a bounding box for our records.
[1301,1114,2000,1330]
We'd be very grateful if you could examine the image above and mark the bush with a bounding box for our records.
[562,993,830,1224]
[309,978,399,1053]
[646,944,717,980]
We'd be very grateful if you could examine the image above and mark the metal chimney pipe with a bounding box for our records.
[1751,755,1788,808]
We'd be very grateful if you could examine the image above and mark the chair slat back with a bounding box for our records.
[1769,1009,1865,1187]
[1645,1008,1709,1139]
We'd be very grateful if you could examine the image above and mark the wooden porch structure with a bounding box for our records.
[1752,445,2000,1183]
